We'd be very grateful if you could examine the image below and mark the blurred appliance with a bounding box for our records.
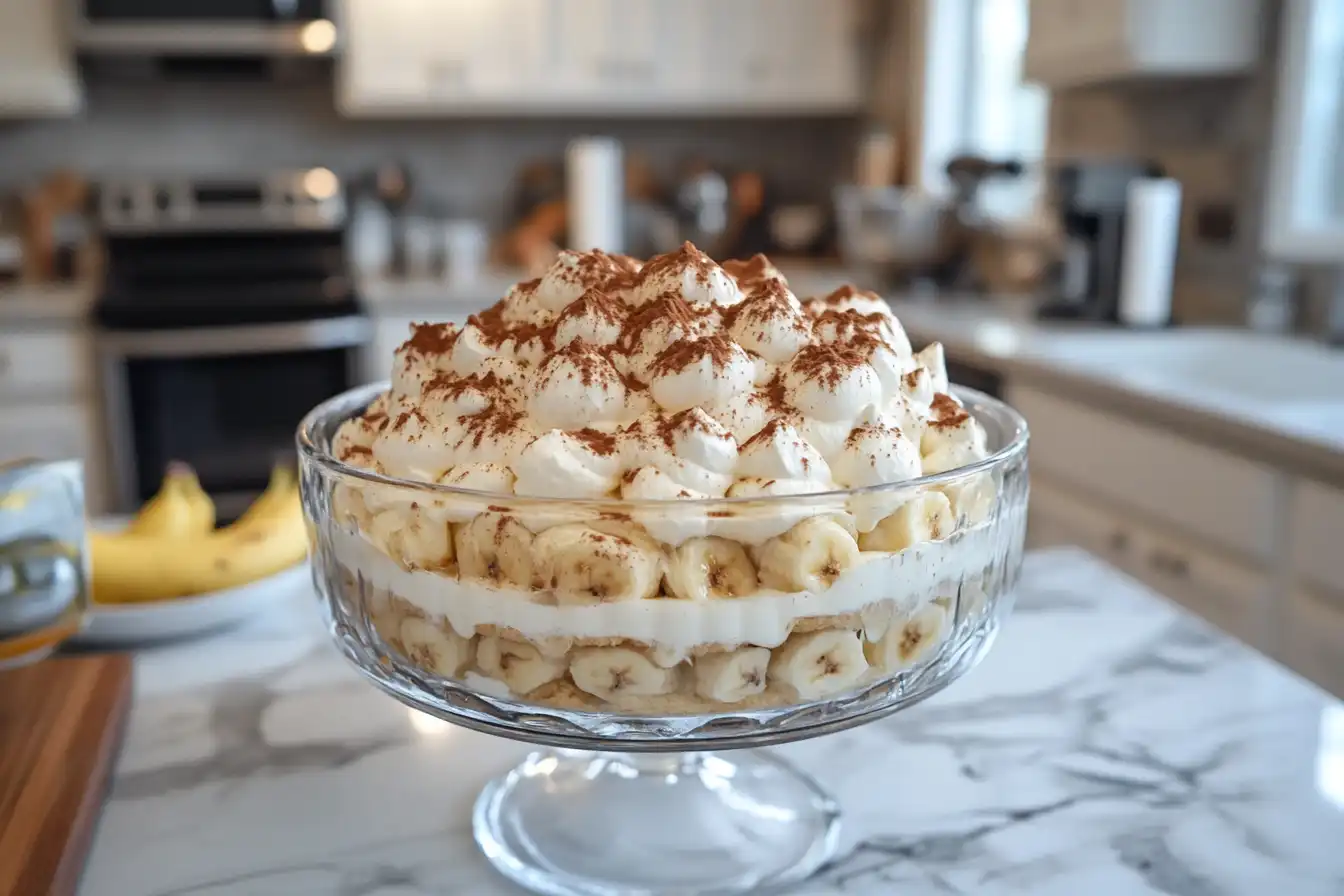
[94,170,369,519]
[69,0,339,56]
[675,168,730,255]
[834,184,947,271]
[1038,159,1163,322]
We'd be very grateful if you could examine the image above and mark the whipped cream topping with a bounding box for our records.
[337,243,990,533]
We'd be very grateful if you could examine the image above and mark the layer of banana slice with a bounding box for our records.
[569,646,680,704]
[858,491,955,553]
[368,507,454,570]
[534,523,662,604]
[332,483,369,530]
[694,647,770,703]
[768,629,869,701]
[454,513,536,587]
[664,536,758,601]
[399,617,473,677]
[940,474,997,527]
[755,517,860,593]
[864,602,950,673]
[476,634,567,695]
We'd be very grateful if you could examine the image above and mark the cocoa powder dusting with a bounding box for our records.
[929,393,969,428]
[648,335,735,377]
[721,254,774,290]
[790,344,867,389]
[338,443,372,462]
[573,427,617,456]
[401,322,458,356]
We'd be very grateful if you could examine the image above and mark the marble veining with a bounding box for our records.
[80,548,1344,895]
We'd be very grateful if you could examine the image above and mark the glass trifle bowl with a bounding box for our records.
[296,245,1029,896]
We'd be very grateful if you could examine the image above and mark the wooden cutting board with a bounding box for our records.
[0,654,133,896]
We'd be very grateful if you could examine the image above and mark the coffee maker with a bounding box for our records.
[1038,159,1163,321]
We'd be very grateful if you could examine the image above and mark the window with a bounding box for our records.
[915,0,1049,220]
[1264,0,1344,261]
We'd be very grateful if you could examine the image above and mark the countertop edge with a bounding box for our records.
[915,328,1344,488]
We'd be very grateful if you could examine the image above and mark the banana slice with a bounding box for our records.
[534,524,662,605]
[399,617,473,677]
[569,646,680,704]
[858,492,955,553]
[755,517,860,593]
[864,602,950,673]
[694,647,770,703]
[477,635,567,695]
[940,474,997,528]
[454,513,537,588]
[664,537,757,601]
[768,629,869,701]
[368,507,454,571]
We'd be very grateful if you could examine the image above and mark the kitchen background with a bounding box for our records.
[3,0,1344,700]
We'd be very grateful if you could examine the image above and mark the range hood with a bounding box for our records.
[69,1,341,57]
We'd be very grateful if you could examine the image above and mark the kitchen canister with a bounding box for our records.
[1118,177,1182,327]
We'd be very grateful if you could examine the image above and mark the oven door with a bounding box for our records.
[99,316,370,519]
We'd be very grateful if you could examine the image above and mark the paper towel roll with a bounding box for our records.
[566,137,624,254]
[1118,177,1182,327]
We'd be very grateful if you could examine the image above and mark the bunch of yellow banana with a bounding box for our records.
[91,464,308,604]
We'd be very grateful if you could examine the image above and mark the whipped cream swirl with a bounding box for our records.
[336,243,990,537]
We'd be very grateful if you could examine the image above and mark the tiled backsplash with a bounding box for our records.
[0,80,860,231]
[1047,75,1270,326]
[1042,1,1303,329]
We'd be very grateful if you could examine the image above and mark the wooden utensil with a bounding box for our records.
[0,654,133,896]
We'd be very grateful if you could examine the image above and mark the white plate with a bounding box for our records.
[74,562,313,646]
[73,517,314,646]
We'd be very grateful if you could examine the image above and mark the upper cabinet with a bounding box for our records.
[0,0,82,117]
[337,0,860,116]
[1262,0,1344,263]
[1024,0,1263,89]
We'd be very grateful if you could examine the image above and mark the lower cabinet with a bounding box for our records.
[1284,587,1344,699]
[0,400,106,513]
[1028,473,1269,649]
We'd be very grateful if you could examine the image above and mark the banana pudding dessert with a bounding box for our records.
[327,244,1008,713]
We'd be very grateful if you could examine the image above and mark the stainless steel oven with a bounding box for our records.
[99,319,368,518]
[94,171,368,519]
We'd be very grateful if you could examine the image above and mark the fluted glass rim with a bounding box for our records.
[297,381,1029,511]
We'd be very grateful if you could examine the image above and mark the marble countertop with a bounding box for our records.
[80,548,1344,896]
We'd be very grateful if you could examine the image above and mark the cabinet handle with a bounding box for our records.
[1148,549,1190,579]
[597,58,656,82]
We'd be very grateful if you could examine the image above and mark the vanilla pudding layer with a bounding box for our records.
[335,515,1008,655]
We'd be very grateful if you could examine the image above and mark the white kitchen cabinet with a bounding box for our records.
[0,401,105,511]
[696,0,859,108]
[1025,0,1263,88]
[1121,521,1270,650]
[0,329,93,403]
[1290,479,1344,599]
[0,0,81,117]
[337,0,860,115]
[1285,586,1344,698]
[338,0,548,114]
[1007,384,1278,563]
[1027,472,1269,648]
